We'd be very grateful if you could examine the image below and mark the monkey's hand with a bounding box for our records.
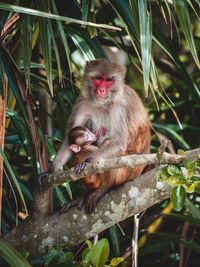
[75,157,92,173]
[37,170,50,190]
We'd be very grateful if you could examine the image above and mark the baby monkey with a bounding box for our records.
[63,126,101,211]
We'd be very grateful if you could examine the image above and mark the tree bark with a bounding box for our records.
[5,167,169,257]
[3,148,200,258]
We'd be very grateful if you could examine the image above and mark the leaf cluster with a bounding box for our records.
[159,151,200,211]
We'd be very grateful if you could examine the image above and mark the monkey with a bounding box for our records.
[68,126,97,153]
[68,126,102,191]
[38,59,151,213]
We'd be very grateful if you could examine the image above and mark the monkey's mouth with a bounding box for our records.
[96,94,107,100]
[95,94,109,101]
[94,128,99,137]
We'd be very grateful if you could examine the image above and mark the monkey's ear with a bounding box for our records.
[69,144,81,153]
[118,65,126,79]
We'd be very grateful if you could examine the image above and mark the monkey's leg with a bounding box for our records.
[83,185,110,213]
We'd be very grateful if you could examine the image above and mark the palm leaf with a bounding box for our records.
[20,15,32,89]
[38,15,53,95]
[0,239,31,267]
[138,0,152,95]
[0,2,121,31]
[0,148,28,215]
[173,0,200,69]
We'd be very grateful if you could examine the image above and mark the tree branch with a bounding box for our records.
[42,148,200,190]
[5,167,169,257]
[4,148,200,258]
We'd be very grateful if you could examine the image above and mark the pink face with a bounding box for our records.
[84,129,97,143]
[92,75,115,99]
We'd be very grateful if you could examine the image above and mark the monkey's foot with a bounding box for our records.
[60,186,109,214]
[60,199,84,213]
[82,186,110,214]
[75,157,92,173]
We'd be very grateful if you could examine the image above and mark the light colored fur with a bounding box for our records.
[51,59,151,192]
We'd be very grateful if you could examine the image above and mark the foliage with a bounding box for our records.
[0,0,200,266]
[0,239,31,267]
[159,154,200,211]
[37,238,123,267]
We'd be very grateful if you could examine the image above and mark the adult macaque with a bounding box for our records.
[38,59,151,213]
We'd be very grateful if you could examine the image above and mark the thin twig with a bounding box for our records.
[132,214,140,267]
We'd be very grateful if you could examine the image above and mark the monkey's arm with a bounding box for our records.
[75,139,124,173]
[49,139,72,173]
[38,106,90,183]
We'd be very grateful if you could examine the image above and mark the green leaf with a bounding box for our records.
[63,252,74,265]
[51,0,72,80]
[6,108,37,171]
[153,29,200,97]
[86,240,93,249]
[0,43,28,120]
[185,199,200,220]
[48,19,63,84]
[164,212,200,227]
[177,149,185,155]
[170,185,186,211]
[166,176,177,186]
[0,2,121,31]
[159,168,169,180]
[69,28,106,60]
[138,0,152,95]
[167,175,186,186]
[90,238,110,267]
[109,225,120,257]
[20,249,30,261]
[109,257,124,266]
[0,239,31,267]
[167,165,181,176]
[71,33,95,61]
[82,247,91,262]
[173,0,200,69]
[190,176,200,182]
[195,184,200,193]
[109,0,137,37]
[38,14,53,95]
[139,239,176,256]
[82,0,89,21]
[185,182,196,193]
[184,159,196,170]
[53,187,67,206]
[0,148,28,214]
[153,123,190,150]
[20,15,32,89]
[181,239,200,254]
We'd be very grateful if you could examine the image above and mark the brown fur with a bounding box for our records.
[73,145,102,189]
[47,59,151,212]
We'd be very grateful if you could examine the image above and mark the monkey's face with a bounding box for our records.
[91,75,116,100]
[83,128,97,145]
[83,59,126,103]
[75,128,97,147]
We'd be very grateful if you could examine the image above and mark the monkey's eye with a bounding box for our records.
[95,76,102,80]
[106,77,113,82]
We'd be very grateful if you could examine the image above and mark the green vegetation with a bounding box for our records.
[0,0,200,266]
